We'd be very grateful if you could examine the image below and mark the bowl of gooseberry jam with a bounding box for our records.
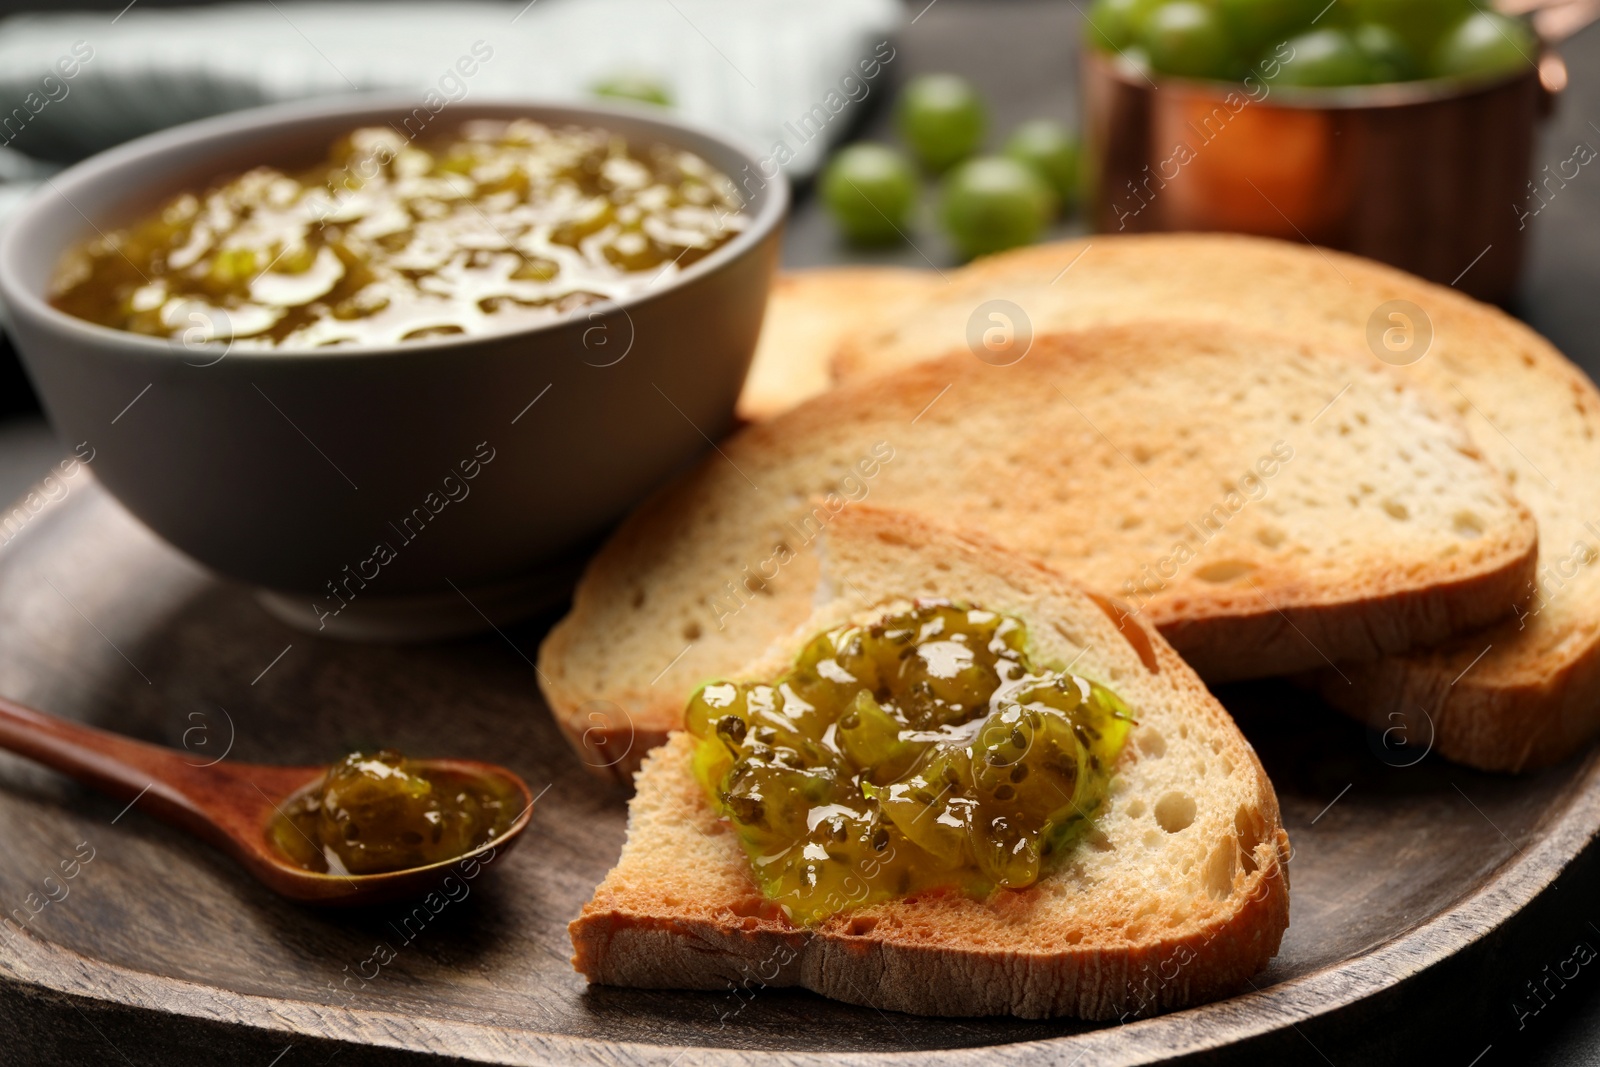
[1081,2,1568,303]
[0,95,786,639]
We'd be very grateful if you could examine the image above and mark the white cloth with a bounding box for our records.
[0,0,902,183]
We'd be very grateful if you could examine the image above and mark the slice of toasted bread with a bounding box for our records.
[735,267,936,422]
[570,505,1291,1020]
[538,320,1537,781]
[832,233,1598,772]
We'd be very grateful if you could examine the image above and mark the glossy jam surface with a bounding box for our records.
[686,602,1133,924]
[50,119,747,348]
[271,750,519,875]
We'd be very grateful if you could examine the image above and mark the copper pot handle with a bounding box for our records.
[1499,0,1600,42]
[1535,50,1567,117]
[1495,0,1586,114]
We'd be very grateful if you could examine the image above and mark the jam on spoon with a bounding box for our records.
[270,749,522,876]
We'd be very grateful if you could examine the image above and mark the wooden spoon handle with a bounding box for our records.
[0,696,352,898]
[0,694,197,804]
[0,695,308,839]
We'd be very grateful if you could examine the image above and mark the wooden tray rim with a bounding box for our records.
[2,476,1599,1064]
[4,718,1597,1065]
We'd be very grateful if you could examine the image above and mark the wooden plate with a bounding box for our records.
[1,478,1596,1066]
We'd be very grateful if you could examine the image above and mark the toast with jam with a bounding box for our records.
[827,233,1600,773]
[538,320,1537,782]
[570,506,1291,1019]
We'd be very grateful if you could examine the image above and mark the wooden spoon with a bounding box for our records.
[0,695,534,905]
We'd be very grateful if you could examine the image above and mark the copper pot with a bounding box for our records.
[1082,46,1570,304]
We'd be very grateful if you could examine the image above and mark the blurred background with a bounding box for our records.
[3,0,1594,433]
[0,0,1596,1060]
[0,0,1596,415]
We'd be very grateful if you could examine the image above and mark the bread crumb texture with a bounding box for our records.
[539,313,1536,780]
[571,507,1290,1019]
[835,233,1594,771]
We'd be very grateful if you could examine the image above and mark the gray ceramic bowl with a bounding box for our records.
[0,95,786,640]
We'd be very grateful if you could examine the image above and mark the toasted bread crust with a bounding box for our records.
[1309,618,1600,772]
[736,268,935,421]
[571,743,1291,1019]
[1153,546,1538,684]
[830,233,1600,772]
[539,319,1539,782]
[570,507,1291,1019]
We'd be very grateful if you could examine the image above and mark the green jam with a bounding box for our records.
[270,750,518,876]
[50,119,747,348]
[686,601,1133,924]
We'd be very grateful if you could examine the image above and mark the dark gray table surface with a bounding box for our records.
[1,1,1598,1063]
